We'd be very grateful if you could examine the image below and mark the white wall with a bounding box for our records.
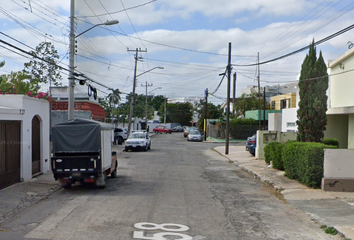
[324,149,354,178]
[268,113,282,131]
[0,95,50,181]
[281,108,297,132]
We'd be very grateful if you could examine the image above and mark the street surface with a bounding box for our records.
[0,133,343,240]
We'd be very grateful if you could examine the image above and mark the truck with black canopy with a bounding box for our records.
[51,118,117,188]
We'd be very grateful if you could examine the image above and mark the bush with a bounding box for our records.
[282,142,337,188]
[264,143,272,164]
[271,142,284,170]
[322,138,339,148]
[264,142,284,170]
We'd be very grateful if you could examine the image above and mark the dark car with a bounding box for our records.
[246,134,256,156]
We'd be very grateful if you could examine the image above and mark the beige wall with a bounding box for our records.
[348,114,354,149]
[270,93,296,110]
[329,48,354,108]
[324,115,348,148]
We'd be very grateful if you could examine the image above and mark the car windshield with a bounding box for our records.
[130,133,146,139]
[190,130,200,135]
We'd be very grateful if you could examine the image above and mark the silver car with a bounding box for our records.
[187,130,203,142]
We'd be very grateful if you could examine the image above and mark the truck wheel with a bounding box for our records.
[144,144,147,151]
[148,143,151,150]
[118,136,123,145]
[111,161,118,178]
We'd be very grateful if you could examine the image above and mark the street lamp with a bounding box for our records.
[144,86,162,131]
[68,10,119,119]
[127,67,164,135]
[148,87,162,95]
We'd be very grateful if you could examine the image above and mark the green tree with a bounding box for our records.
[296,40,328,142]
[159,102,193,125]
[24,41,62,86]
[150,95,165,111]
[195,99,223,130]
[234,93,269,118]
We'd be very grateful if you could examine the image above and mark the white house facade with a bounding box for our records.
[0,95,50,189]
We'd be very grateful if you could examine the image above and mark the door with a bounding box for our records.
[0,121,21,190]
[32,116,41,175]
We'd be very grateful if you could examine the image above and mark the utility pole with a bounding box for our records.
[225,42,231,155]
[204,88,208,141]
[233,72,237,115]
[127,48,147,136]
[68,0,75,120]
[164,96,167,125]
[263,86,266,130]
[142,81,153,130]
[257,52,261,131]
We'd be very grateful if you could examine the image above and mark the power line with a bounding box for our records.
[233,23,354,67]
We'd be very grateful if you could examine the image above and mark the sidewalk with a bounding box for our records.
[214,145,354,240]
[0,172,60,224]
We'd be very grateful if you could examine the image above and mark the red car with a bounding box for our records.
[153,126,172,134]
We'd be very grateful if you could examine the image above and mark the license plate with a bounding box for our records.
[72,173,81,177]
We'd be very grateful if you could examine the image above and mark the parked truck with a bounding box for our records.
[51,118,117,188]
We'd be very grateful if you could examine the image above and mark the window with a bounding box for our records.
[287,122,296,127]
[281,99,287,109]
[271,101,275,109]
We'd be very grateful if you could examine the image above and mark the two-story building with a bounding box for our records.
[324,46,354,148]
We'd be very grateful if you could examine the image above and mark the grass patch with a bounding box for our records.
[320,225,338,235]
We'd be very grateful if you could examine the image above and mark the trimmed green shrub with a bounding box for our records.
[264,143,272,164]
[264,142,284,170]
[322,138,339,148]
[271,142,284,170]
[282,141,337,188]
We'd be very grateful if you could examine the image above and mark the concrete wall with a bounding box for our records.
[268,113,282,131]
[255,130,297,159]
[322,149,354,192]
[324,114,348,148]
[0,95,50,181]
[329,48,354,108]
[348,114,354,149]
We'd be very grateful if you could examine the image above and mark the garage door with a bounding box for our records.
[0,121,21,190]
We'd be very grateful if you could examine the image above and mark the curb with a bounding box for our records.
[217,151,351,240]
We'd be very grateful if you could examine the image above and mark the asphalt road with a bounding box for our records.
[0,133,343,240]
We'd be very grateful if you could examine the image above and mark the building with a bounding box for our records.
[0,95,50,189]
[50,86,106,125]
[324,46,354,148]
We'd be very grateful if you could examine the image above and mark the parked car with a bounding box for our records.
[171,126,183,132]
[246,134,256,156]
[187,130,203,142]
[114,128,128,145]
[183,126,197,137]
[153,126,172,134]
[125,131,151,152]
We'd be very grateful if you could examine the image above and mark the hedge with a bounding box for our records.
[322,138,339,148]
[264,142,284,170]
[282,142,337,188]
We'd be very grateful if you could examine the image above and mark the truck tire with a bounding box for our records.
[118,136,123,145]
[148,143,151,150]
[111,161,118,178]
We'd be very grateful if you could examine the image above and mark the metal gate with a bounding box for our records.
[0,121,21,190]
[32,116,41,175]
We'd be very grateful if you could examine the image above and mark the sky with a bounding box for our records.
[1,0,354,105]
